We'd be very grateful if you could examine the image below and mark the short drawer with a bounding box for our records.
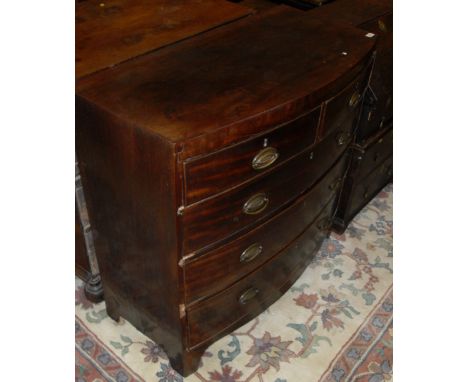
[356,89,392,142]
[356,13,393,142]
[181,131,349,254]
[348,155,392,218]
[320,66,371,141]
[356,127,392,181]
[183,177,337,304]
[186,199,332,348]
[183,107,320,205]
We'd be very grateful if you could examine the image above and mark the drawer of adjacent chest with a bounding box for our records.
[183,169,339,304]
[183,107,320,205]
[355,127,392,181]
[181,131,349,254]
[185,199,332,349]
[348,155,392,218]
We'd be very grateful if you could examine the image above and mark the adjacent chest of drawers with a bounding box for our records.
[76,7,376,376]
[333,127,393,230]
[310,0,393,232]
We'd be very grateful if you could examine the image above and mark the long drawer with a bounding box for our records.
[181,133,349,254]
[183,107,321,205]
[186,198,333,348]
[183,173,338,304]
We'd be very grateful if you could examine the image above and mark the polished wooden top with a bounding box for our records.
[310,0,392,26]
[76,0,253,78]
[76,7,376,143]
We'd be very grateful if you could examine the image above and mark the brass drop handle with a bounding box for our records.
[239,287,259,305]
[240,243,263,263]
[252,147,279,170]
[329,178,342,191]
[243,193,269,215]
[349,91,362,108]
[378,19,387,33]
[317,217,331,231]
[336,131,350,146]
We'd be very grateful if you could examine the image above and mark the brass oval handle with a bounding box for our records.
[336,131,350,146]
[317,217,331,231]
[243,193,269,215]
[239,287,259,305]
[349,91,362,108]
[240,243,263,263]
[329,178,342,191]
[252,147,279,170]
[378,19,387,33]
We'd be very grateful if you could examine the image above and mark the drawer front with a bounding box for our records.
[356,127,392,181]
[182,132,349,254]
[356,88,391,141]
[320,67,371,141]
[183,107,320,204]
[348,155,392,218]
[184,176,338,304]
[186,199,332,348]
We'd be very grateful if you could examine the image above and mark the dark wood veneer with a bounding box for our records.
[186,197,335,348]
[333,126,393,233]
[344,155,392,222]
[354,127,393,181]
[319,64,372,140]
[184,107,320,204]
[75,5,378,377]
[184,153,347,304]
[76,7,376,145]
[309,0,393,233]
[308,0,392,27]
[75,0,254,300]
[356,12,393,141]
[182,131,349,253]
[76,0,253,78]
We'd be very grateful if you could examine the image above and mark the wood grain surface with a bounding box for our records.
[76,7,376,144]
[76,0,253,78]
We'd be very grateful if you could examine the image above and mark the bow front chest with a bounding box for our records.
[76,7,376,376]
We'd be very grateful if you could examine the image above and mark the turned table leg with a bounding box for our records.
[76,153,104,303]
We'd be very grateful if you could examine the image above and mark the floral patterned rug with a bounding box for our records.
[76,183,393,382]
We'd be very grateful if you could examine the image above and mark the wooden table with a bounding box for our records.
[75,0,253,301]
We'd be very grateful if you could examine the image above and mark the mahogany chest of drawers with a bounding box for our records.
[76,6,377,376]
